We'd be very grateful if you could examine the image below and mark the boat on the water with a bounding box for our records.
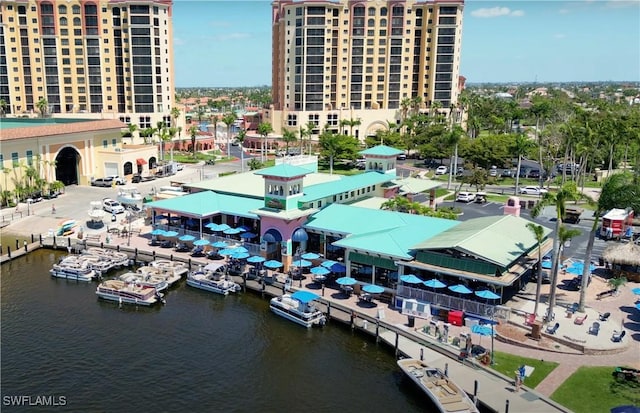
[397,358,479,413]
[119,272,169,292]
[96,279,164,306]
[50,256,96,282]
[149,259,189,278]
[270,290,326,328]
[84,247,131,269]
[136,265,181,287]
[186,263,241,296]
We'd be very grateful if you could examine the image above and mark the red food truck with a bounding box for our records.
[601,208,634,240]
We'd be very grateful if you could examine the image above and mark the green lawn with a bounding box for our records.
[489,351,559,388]
[171,152,217,163]
[552,366,640,413]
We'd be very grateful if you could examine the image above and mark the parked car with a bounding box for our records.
[435,166,448,175]
[91,177,114,187]
[424,159,440,168]
[489,166,498,177]
[355,161,366,170]
[102,198,125,214]
[456,192,475,203]
[527,169,541,179]
[519,186,548,196]
[501,169,514,178]
[176,163,184,171]
[106,175,127,185]
[396,153,407,160]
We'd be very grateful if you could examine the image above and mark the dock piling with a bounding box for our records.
[474,380,478,406]
[394,332,399,357]
[24,241,27,252]
[188,258,191,269]
[505,400,510,413]
[7,246,11,258]
[15,240,19,250]
[39,234,43,245]
[420,348,424,361]
[31,234,34,243]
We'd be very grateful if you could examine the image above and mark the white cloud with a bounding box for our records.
[173,37,185,46]
[605,0,639,8]
[554,33,567,39]
[211,32,251,41]
[558,8,570,14]
[471,7,525,18]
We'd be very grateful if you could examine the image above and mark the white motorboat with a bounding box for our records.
[116,186,143,206]
[80,254,113,275]
[88,201,105,223]
[270,291,326,328]
[119,272,169,292]
[149,259,189,278]
[397,358,479,413]
[186,263,240,296]
[136,266,182,287]
[96,279,164,306]
[50,256,96,282]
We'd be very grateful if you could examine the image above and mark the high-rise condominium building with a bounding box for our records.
[268,0,464,138]
[0,0,176,129]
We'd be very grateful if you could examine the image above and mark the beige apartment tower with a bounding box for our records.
[269,0,464,138]
[0,0,176,130]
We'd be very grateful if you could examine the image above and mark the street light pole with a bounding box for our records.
[486,307,496,365]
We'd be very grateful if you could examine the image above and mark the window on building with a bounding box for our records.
[287,113,298,127]
[12,152,19,167]
[103,140,108,148]
[112,139,117,147]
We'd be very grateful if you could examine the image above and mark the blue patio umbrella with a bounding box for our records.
[301,252,321,260]
[264,260,283,269]
[475,290,501,300]
[400,274,423,284]
[231,252,250,260]
[471,324,495,345]
[193,239,210,246]
[329,263,347,273]
[240,232,257,239]
[321,260,338,268]
[214,224,231,232]
[231,246,248,254]
[224,228,242,235]
[336,276,357,286]
[211,241,229,248]
[311,266,330,276]
[448,284,473,295]
[238,225,251,232]
[247,255,265,264]
[150,229,166,236]
[363,284,385,294]
[163,230,179,238]
[632,287,640,295]
[292,259,312,268]
[636,303,640,311]
[154,214,167,220]
[218,248,238,256]
[178,234,196,242]
[205,222,220,230]
[424,279,447,289]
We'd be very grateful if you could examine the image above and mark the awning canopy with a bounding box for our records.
[136,158,148,166]
[291,228,309,242]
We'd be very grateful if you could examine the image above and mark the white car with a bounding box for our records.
[435,166,448,175]
[456,192,475,203]
[102,198,125,214]
[106,175,126,185]
[519,186,548,196]
[176,163,184,171]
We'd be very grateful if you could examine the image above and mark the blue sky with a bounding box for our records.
[172,1,640,87]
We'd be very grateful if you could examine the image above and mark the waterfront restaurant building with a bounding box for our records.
[146,145,553,313]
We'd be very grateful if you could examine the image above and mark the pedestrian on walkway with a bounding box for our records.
[51,204,56,214]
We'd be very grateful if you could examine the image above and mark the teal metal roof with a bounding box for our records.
[412,215,552,267]
[146,191,263,219]
[254,164,312,178]
[304,204,459,259]
[299,171,392,202]
[359,145,403,156]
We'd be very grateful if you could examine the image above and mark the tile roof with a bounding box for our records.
[0,118,125,141]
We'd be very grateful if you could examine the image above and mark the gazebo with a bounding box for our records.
[603,242,640,282]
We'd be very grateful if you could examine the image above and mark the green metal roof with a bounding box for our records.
[359,145,404,156]
[299,171,392,202]
[146,191,263,219]
[254,164,312,178]
[304,204,459,259]
[412,215,552,267]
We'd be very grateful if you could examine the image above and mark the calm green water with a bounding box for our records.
[1,249,432,412]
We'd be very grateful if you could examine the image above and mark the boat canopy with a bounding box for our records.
[292,291,320,304]
[204,263,226,273]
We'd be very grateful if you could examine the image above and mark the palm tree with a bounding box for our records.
[257,122,273,163]
[0,99,7,117]
[221,112,237,159]
[445,125,465,189]
[578,173,640,311]
[236,129,247,172]
[188,125,199,158]
[170,106,181,127]
[125,123,138,142]
[36,98,48,118]
[529,97,552,187]
[340,118,361,138]
[281,129,298,156]
[156,121,168,161]
[526,223,546,318]
[512,133,535,194]
[530,181,582,321]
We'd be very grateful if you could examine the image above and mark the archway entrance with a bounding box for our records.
[123,161,133,176]
[55,147,81,185]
